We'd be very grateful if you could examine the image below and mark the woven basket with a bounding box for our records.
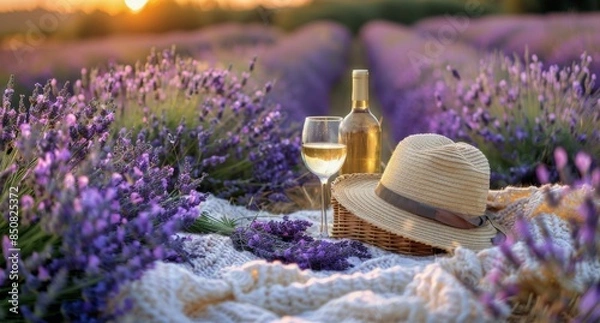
[331,196,445,256]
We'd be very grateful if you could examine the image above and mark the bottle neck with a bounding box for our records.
[352,72,369,111]
[352,100,369,111]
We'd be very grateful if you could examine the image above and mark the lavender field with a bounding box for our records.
[0,21,351,120]
[361,14,600,186]
[1,6,600,322]
[3,13,600,148]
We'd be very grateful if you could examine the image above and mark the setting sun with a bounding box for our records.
[124,0,148,12]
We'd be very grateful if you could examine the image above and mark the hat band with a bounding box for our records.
[375,183,485,229]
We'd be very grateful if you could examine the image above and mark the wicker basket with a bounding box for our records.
[331,196,446,256]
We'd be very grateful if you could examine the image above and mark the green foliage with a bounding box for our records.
[503,0,600,13]
[0,0,501,42]
[74,11,114,39]
[186,213,238,235]
[273,0,498,34]
[111,1,258,34]
[2,0,599,43]
[0,0,267,42]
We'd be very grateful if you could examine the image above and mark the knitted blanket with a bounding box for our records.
[118,185,600,322]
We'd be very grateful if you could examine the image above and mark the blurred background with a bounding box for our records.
[1,0,599,144]
[1,1,598,91]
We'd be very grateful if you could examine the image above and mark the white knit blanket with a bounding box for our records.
[118,186,600,322]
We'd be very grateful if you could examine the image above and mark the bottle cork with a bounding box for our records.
[352,69,369,101]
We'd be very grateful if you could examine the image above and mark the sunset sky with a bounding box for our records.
[0,0,310,14]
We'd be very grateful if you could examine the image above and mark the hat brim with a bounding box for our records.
[331,173,497,252]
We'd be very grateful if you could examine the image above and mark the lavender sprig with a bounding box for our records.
[231,216,370,271]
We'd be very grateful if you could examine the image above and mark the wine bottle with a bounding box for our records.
[339,69,381,174]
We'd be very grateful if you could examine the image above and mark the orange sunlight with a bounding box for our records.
[0,0,311,14]
[124,0,149,12]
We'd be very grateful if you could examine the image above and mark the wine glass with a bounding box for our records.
[301,116,347,238]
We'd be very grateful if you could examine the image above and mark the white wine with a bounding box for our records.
[301,143,347,179]
[300,117,345,238]
[341,118,380,173]
[340,69,382,174]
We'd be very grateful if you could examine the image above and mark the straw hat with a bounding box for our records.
[331,133,500,252]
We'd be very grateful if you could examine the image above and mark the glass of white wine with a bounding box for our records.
[301,116,347,238]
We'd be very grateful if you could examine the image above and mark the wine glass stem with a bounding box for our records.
[319,178,329,238]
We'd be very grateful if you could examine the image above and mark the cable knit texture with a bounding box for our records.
[118,186,600,322]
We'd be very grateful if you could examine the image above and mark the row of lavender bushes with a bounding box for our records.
[431,53,600,187]
[260,21,352,120]
[0,19,352,319]
[0,53,272,321]
[362,18,600,320]
[414,12,600,89]
[0,23,280,92]
[360,20,480,141]
[0,21,351,123]
[0,69,204,321]
[187,21,352,121]
[361,19,600,188]
[79,48,303,208]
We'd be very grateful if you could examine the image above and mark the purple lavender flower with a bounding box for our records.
[1,70,205,321]
[575,152,592,175]
[231,216,370,271]
[476,149,600,321]
[79,47,306,207]
[429,52,600,187]
[549,32,600,91]
[578,283,600,322]
[536,165,550,184]
[554,148,568,170]
[578,198,598,256]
